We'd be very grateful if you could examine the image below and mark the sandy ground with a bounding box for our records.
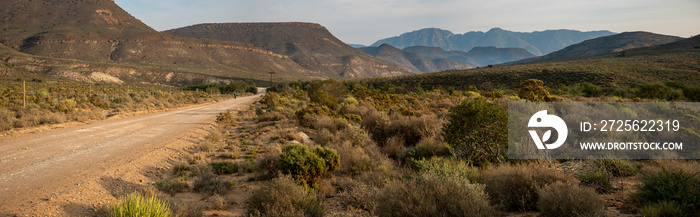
[0,90,264,217]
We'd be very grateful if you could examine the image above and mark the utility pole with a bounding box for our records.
[267,71,275,88]
[23,80,26,108]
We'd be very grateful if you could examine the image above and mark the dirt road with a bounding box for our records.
[0,90,263,216]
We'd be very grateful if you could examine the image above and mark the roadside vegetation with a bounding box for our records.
[0,77,257,133]
[124,78,699,217]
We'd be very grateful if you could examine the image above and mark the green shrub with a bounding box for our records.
[577,168,613,193]
[57,99,77,113]
[639,201,687,217]
[633,166,699,214]
[108,192,171,217]
[278,144,340,185]
[344,96,359,105]
[375,165,495,217]
[537,181,604,217]
[210,162,239,175]
[246,176,323,217]
[442,98,507,165]
[682,86,700,102]
[635,83,683,101]
[519,79,550,102]
[594,159,642,177]
[246,86,259,94]
[579,82,603,97]
[482,164,575,211]
[260,91,280,108]
[310,90,338,109]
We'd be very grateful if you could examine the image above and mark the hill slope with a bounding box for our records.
[372,28,615,56]
[165,23,412,78]
[359,44,473,74]
[509,32,684,64]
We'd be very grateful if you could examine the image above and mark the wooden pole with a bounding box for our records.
[23,80,26,108]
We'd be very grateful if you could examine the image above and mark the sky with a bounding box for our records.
[114,0,700,45]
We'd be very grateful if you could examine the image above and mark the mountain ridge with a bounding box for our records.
[372,27,616,56]
[506,31,685,65]
[358,44,473,74]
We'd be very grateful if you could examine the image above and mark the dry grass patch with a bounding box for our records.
[246,176,324,217]
[537,181,605,217]
[482,163,576,211]
[375,169,495,217]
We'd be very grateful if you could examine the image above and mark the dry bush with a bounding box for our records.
[193,173,230,195]
[246,176,323,217]
[340,102,371,116]
[167,197,206,217]
[386,114,424,146]
[284,131,304,143]
[314,115,339,132]
[187,153,209,165]
[382,136,406,159]
[208,194,228,210]
[537,181,604,217]
[338,181,380,213]
[157,179,189,195]
[313,128,338,146]
[409,136,450,159]
[0,109,16,131]
[172,161,191,175]
[315,179,336,198]
[375,170,495,217]
[482,163,576,211]
[256,152,280,179]
[339,124,375,148]
[330,141,374,175]
[416,158,480,181]
[360,108,391,144]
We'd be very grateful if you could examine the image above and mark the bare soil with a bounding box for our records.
[0,91,263,217]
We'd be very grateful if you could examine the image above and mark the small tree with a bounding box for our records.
[442,98,507,165]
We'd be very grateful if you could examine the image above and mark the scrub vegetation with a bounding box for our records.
[137,77,699,217]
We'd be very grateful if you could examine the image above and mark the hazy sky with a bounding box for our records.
[115,0,700,45]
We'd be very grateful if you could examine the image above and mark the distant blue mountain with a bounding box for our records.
[348,44,366,48]
[371,28,616,56]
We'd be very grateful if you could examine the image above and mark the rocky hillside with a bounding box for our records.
[165,23,412,78]
[359,44,473,74]
[507,32,684,64]
[0,0,409,81]
[372,27,615,56]
[0,42,231,85]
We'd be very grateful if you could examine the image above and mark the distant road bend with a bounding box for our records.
[0,89,264,214]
